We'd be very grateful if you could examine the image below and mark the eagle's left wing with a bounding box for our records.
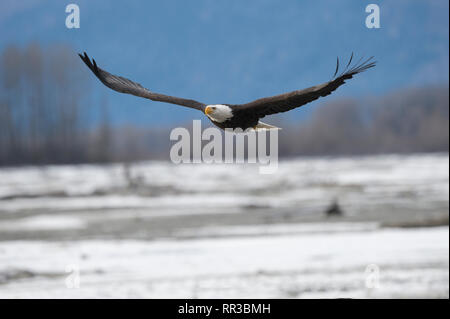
[229,54,376,119]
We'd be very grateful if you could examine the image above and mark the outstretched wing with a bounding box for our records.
[230,54,376,119]
[78,52,206,111]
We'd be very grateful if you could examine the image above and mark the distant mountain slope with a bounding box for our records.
[0,0,448,125]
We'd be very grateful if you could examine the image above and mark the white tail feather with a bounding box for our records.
[253,121,281,131]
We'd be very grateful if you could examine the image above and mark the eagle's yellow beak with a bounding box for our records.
[204,106,213,115]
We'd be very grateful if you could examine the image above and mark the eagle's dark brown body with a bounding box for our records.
[211,109,259,130]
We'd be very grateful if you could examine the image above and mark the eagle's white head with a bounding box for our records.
[204,104,233,123]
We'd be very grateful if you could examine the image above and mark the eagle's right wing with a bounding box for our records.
[79,52,206,111]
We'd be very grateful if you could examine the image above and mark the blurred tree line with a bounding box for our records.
[0,44,448,166]
[0,43,113,165]
[279,86,449,156]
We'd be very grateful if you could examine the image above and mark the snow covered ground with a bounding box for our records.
[0,153,448,298]
[0,225,447,298]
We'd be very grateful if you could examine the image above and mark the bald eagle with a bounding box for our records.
[79,52,375,130]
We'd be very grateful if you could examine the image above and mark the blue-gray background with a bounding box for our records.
[1,0,448,125]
